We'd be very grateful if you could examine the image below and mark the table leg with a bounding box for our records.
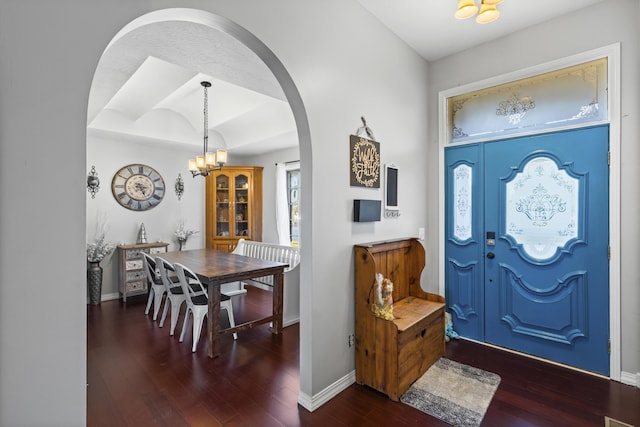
[270,271,284,334]
[208,281,221,358]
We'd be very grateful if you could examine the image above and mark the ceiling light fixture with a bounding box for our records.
[455,0,503,24]
[454,0,478,19]
[188,81,227,178]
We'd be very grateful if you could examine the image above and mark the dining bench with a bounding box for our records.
[221,239,301,326]
[233,239,300,288]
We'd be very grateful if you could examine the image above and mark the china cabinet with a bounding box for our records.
[206,167,263,252]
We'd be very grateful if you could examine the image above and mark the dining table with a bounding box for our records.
[160,248,288,358]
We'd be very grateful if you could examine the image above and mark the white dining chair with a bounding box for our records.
[174,262,237,352]
[142,253,166,320]
[155,256,188,336]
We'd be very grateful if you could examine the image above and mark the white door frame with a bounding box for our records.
[437,43,621,381]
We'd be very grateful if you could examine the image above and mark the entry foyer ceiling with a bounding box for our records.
[88,1,605,156]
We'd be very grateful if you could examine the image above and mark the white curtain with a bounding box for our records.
[275,162,291,246]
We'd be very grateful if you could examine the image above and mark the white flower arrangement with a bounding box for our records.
[87,236,116,263]
[175,220,198,244]
[87,213,116,263]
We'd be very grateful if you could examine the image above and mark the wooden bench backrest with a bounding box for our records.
[354,238,431,304]
[234,238,300,273]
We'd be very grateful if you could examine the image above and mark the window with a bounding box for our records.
[287,168,300,247]
[447,58,608,144]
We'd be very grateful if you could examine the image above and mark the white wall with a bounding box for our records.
[426,0,640,377]
[86,134,207,298]
[274,3,432,407]
[0,1,431,424]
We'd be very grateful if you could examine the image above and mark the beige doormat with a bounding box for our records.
[605,416,636,427]
[400,358,500,427]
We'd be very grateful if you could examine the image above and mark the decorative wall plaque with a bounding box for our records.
[350,135,380,188]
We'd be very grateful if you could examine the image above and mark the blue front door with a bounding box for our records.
[446,126,610,375]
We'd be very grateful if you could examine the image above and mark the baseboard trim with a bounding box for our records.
[102,292,120,302]
[224,289,248,297]
[283,317,300,328]
[97,291,300,331]
[620,371,639,387]
[297,370,356,412]
[99,289,250,302]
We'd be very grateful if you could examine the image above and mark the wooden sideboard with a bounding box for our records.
[117,242,168,301]
[354,238,446,401]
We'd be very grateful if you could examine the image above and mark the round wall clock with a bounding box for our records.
[111,164,165,211]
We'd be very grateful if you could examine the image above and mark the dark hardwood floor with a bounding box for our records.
[88,288,640,426]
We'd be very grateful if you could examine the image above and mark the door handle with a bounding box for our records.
[487,252,495,259]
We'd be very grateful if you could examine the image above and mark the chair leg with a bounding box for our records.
[222,300,238,340]
[152,288,165,321]
[191,310,207,352]
[159,298,170,327]
[179,307,190,342]
[169,298,184,336]
[144,288,154,315]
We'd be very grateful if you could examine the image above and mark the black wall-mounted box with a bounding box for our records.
[354,199,381,222]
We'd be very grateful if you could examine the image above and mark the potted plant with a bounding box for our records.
[86,217,115,305]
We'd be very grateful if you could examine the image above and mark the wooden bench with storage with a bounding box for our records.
[354,238,446,401]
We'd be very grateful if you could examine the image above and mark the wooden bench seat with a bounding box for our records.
[391,297,444,332]
[354,238,446,401]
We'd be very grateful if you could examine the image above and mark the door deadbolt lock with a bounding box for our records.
[487,252,495,259]
[486,231,496,246]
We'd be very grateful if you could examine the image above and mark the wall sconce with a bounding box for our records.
[175,173,185,200]
[87,165,100,198]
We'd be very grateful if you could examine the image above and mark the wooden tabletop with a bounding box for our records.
[159,248,288,285]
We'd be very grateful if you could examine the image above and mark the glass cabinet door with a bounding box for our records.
[215,173,231,238]
[234,174,250,238]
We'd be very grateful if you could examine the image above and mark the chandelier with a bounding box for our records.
[455,0,503,24]
[188,81,227,177]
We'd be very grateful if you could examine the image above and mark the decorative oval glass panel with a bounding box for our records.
[505,156,579,261]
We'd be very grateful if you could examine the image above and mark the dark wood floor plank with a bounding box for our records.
[88,288,640,427]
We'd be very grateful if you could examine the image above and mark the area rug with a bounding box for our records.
[400,358,501,427]
[605,416,636,427]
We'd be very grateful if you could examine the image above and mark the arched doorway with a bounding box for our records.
[86,6,312,401]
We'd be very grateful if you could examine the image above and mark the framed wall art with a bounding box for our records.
[350,134,380,188]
